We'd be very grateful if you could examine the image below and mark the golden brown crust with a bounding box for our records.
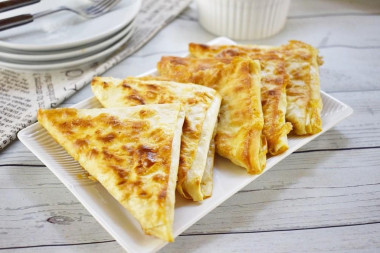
[282,40,323,135]
[91,76,221,201]
[157,56,266,174]
[37,105,185,242]
[190,41,323,136]
[189,43,292,155]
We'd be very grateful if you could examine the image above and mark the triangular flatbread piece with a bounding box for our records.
[189,41,323,136]
[157,56,267,174]
[91,76,221,201]
[37,104,185,242]
[189,43,293,155]
[281,40,323,135]
[136,75,218,198]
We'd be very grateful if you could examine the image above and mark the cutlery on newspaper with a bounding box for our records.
[0,0,121,31]
[0,0,40,13]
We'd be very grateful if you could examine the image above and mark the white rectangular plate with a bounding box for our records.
[18,37,353,253]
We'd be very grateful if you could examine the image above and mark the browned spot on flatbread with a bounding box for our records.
[117,180,126,186]
[195,43,210,51]
[43,108,77,120]
[126,94,145,105]
[74,139,89,148]
[88,148,99,159]
[139,109,156,119]
[122,145,134,155]
[109,165,129,178]
[153,174,166,183]
[139,145,156,167]
[102,81,109,88]
[122,81,132,89]
[138,190,151,198]
[267,90,278,96]
[186,97,197,105]
[130,120,149,132]
[102,148,123,163]
[262,77,284,86]
[134,145,159,175]
[149,128,166,143]
[143,150,157,168]
[145,84,159,90]
[158,95,174,104]
[158,188,167,200]
[97,132,116,143]
[146,91,157,99]
[217,49,242,58]
[132,180,142,187]
[182,118,200,140]
[71,118,93,128]
[170,57,188,65]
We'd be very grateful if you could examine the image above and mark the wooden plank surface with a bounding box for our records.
[1,148,379,247]
[1,0,379,252]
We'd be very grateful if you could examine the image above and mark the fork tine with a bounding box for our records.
[96,0,116,13]
[79,0,121,18]
[99,0,120,11]
[87,0,113,14]
[85,0,109,13]
[101,0,121,11]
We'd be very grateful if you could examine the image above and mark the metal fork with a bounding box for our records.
[0,0,121,31]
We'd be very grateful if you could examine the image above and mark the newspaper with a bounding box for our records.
[0,0,191,150]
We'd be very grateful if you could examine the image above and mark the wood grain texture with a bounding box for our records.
[0,0,380,252]
[289,0,380,17]
[166,223,380,253]
[2,223,379,253]
[1,141,379,248]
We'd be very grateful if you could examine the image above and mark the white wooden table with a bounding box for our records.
[1,0,380,252]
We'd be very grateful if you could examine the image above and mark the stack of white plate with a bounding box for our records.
[0,0,141,70]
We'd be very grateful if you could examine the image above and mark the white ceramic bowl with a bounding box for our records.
[196,0,291,40]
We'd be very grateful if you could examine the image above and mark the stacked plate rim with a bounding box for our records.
[0,0,141,70]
